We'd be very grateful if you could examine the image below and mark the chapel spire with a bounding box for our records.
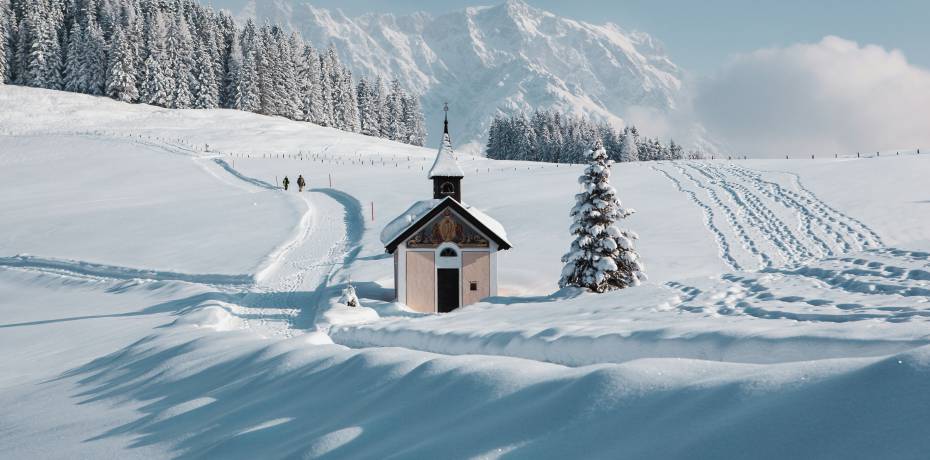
[428,102,465,202]
[443,102,449,135]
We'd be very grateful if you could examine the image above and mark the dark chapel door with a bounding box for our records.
[437,269,460,313]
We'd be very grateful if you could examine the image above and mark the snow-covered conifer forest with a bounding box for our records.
[486,111,695,164]
[0,0,427,145]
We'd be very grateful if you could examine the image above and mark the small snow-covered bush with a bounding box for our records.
[339,284,360,307]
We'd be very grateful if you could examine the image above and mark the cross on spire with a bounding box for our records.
[443,102,449,135]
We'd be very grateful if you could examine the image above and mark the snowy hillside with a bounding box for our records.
[3,86,930,458]
[213,0,687,150]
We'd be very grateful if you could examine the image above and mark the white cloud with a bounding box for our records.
[695,36,930,157]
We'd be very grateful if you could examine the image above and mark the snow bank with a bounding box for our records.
[30,296,930,459]
[173,301,247,331]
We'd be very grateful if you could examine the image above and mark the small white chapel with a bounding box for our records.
[380,107,512,313]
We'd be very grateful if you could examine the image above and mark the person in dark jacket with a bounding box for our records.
[282,176,290,191]
[297,175,306,192]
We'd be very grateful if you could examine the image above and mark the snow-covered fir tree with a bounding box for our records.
[560,140,646,292]
[297,42,321,122]
[165,13,192,108]
[21,0,62,89]
[402,93,426,146]
[335,67,359,132]
[620,127,639,162]
[222,23,241,109]
[277,31,302,119]
[62,21,83,91]
[355,76,374,135]
[236,19,260,112]
[256,26,277,115]
[382,79,406,141]
[82,18,106,95]
[0,0,10,84]
[215,12,235,107]
[191,40,218,108]
[316,44,336,127]
[105,28,138,102]
[368,75,385,136]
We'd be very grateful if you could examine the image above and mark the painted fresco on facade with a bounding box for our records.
[406,210,489,248]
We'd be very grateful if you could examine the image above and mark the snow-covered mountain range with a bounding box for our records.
[211,0,689,151]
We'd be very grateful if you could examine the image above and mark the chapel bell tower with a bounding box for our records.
[428,103,465,202]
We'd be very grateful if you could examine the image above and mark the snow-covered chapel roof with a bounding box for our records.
[380,197,511,253]
[428,116,465,178]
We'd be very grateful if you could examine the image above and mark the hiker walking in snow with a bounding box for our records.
[282,176,290,191]
[297,175,306,192]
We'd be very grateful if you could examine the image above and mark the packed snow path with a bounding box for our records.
[245,188,365,337]
[654,162,883,271]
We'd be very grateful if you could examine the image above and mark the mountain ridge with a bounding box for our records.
[212,0,694,152]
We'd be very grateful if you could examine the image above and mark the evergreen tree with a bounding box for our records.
[125,8,144,94]
[105,28,138,102]
[296,42,321,122]
[486,115,502,159]
[216,10,237,107]
[276,31,301,118]
[164,12,192,108]
[668,139,683,160]
[257,25,277,115]
[141,52,169,105]
[560,140,646,292]
[335,67,359,132]
[140,10,170,106]
[81,17,106,94]
[316,45,335,126]
[191,39,218,108]
[620,126,639,162]
[382,79,405,141]
[0,0,10,84]
[355,76,373,135]
[235,19,261,112]
[222,23,241,109]
[237,34,260,112]
[22,0,63,89]
[368,74,384,135]
[401,93,426,145]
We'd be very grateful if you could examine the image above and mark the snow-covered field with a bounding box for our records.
[3,86,930,458]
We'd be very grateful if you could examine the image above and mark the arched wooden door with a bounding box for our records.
[436,244,461,313]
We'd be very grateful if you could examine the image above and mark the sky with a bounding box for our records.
[276,0,930,78]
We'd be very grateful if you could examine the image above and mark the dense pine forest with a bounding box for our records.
[486,111,704,164]
[0,0,427,146]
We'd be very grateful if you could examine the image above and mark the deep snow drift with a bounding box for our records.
[2,86,930,458]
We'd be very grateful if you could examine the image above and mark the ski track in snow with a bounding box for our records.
[653,161,930,325]
[655,161,885,272]
[0,255,253,286]
[669,248,930,323]
[673,163,769,269]
[651,165,740,271]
